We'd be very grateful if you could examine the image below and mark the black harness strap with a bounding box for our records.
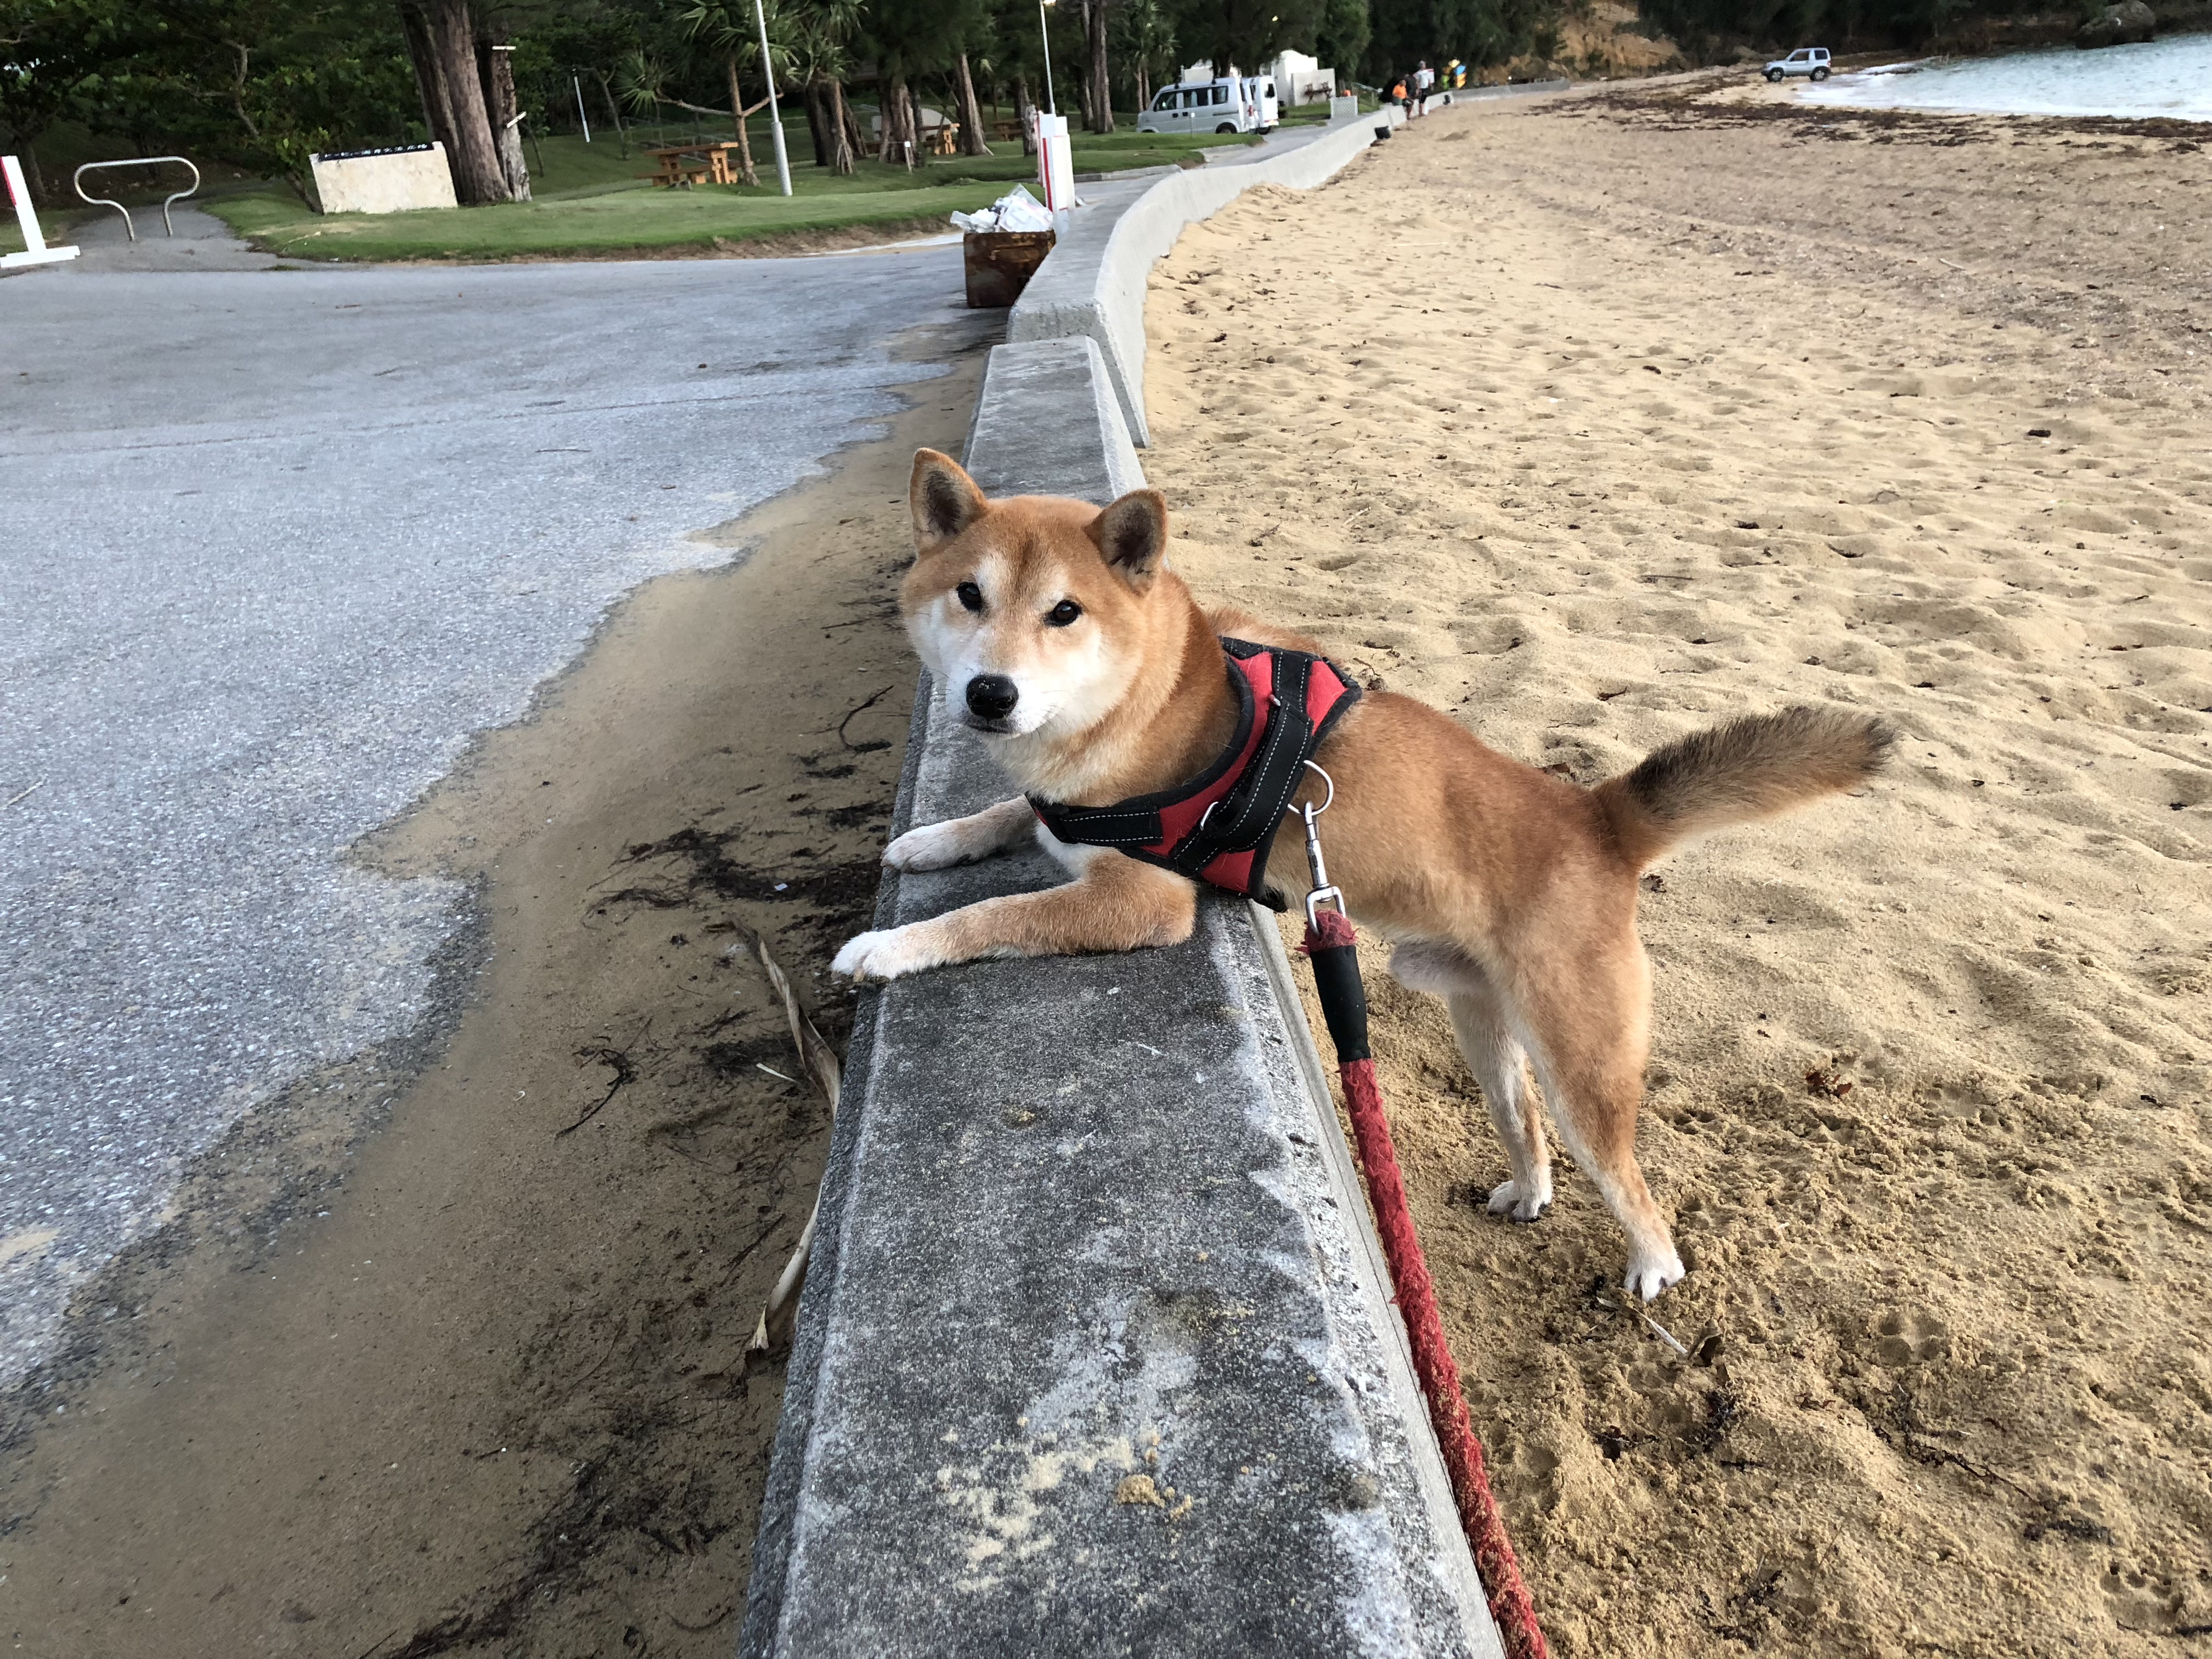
[1167,641,1317,878]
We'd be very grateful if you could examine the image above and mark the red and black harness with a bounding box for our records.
[1026,637,1362,910]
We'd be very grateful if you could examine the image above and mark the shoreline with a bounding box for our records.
[1686,29,2212,127]
[1600,60,2212,143]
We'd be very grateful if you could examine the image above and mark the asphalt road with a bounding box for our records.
[0,242,994,1384]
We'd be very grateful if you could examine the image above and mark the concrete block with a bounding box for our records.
[309,143,458,215]
[962,337,1144,504]
[742,306,1502,1659]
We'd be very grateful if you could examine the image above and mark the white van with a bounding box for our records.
[1138,76,1263,135]
[1243,76,1279,130]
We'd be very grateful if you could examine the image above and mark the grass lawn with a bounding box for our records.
[196,124,1255,263]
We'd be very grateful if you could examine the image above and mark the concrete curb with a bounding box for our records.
[1073,162,1182,183]
[742,339,1504,1657]
[1436,78,1572,102]
[738,89,1604,1658]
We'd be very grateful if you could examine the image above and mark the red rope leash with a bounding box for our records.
[1303,905,1550,1659]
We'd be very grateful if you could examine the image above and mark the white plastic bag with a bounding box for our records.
[991,184,1054,232]
[950,184,1056,234]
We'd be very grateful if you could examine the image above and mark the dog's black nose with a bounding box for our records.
[966,674,1019,720]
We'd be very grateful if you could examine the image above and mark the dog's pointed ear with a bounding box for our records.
[911,449,988,554]
[1087,489,1169,588]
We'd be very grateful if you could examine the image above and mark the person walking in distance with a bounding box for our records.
[1414,60,1435,115]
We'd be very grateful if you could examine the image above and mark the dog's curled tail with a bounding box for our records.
[1594,706,1893,870]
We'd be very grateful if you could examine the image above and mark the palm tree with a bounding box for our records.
[784,0,862,174]
[677,0,798,187]
[1110,0,1175,114]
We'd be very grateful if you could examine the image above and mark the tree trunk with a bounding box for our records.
[829,81,857,174]
[1076,5,1097,129]
[477,29,531,201]
[399,2,459,161]
[953,52,991,155]
[594,70,629,158]
[13,140,50,208]
[879,75,914,164]
[1014,75,1036,155]
[725,53,759,185]
[1086,0,1114,132]
[803,78,829,167]
[423,0,507,202]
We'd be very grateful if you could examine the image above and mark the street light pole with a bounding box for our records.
[752,0,792,196]
[1038,0,1057,116]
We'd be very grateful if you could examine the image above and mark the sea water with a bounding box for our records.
[1802,31,2212,122]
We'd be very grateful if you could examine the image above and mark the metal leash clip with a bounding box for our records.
[1295,759,1344,929]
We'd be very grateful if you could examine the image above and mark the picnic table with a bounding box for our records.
[643,142,739,188]
[928,121,961,156]
[989,118,1025,142]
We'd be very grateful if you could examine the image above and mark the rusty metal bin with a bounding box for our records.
[964,229,1057,308]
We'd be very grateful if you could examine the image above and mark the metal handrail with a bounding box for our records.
[72,156,201,242]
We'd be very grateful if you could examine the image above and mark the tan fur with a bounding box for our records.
[835,452,1893,1299]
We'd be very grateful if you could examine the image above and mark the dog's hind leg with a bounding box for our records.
[881,795,1036,872]
[1390,943,1551,1223]
[1515,939,1685,1301]
[1448,984,1553,1223]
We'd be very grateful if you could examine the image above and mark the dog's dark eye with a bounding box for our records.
[1046,599,1083,628]
[956,581,983,612]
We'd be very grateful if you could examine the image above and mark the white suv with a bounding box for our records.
[1764,47,1832,81]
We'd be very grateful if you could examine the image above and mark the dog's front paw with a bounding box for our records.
[832,925,944,983]
[883,820,983,872]
[1624,1249,1687,1303]
[1484,1177,1553,1223]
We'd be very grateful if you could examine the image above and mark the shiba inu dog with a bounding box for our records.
[833,449,1892,1301]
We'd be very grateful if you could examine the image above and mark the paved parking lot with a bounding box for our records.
[0,246,992,1383]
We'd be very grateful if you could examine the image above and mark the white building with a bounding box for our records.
[1264,50,1338,104]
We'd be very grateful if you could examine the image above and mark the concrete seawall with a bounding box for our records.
[738,91,1585,1657]
[740,337,1500,1659]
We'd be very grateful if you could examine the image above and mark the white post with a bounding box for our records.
[1034,112,1073,227]
[574,75,592,142]
[752,0,792,197]
[2,155,80,269]
[1039,0,1058,115]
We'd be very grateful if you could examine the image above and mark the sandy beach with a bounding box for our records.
[1144,80,2211,1658]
